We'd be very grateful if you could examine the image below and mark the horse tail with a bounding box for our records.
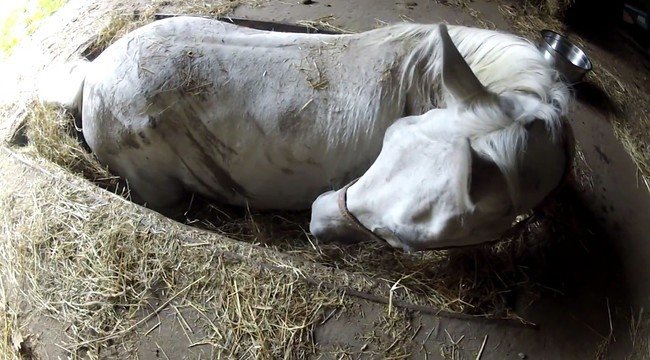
[38,59,90,115]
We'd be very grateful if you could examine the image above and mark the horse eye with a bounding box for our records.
[524,120,539,130]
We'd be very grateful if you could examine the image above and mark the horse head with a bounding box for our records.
[310,24,572,251]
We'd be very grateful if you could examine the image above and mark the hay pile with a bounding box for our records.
[20,104,120,190]
[629,310,650,360]
[296,15,354,34]
[519,0,574,16]
[0,150,348,358]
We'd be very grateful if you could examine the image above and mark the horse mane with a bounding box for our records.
[384,23,571,209]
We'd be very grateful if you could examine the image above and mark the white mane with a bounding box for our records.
[385,23,571,208]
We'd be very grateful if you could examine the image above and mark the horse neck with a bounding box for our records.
[379,24,484,116]
[398,24,565,115]
[319,27,440,147]
[392,24,445,115]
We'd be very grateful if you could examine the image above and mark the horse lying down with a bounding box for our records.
[41,17,573,251]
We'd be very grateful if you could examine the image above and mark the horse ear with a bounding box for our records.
[439,24,489,103]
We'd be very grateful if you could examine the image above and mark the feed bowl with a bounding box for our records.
[539,30,593,84]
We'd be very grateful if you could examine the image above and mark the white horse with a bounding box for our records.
[41,17,572,250]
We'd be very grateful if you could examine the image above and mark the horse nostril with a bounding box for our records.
[309,222,328,242]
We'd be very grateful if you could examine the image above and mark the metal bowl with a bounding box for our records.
[539,30,593,84]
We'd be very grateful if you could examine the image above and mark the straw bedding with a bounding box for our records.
[0,147,346,358]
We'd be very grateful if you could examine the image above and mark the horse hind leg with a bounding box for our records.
[122,168,190,217]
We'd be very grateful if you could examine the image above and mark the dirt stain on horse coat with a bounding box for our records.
[120,131,140,149]
[149,94,248,199]
[138,131,151,145]
[278,113,307,136]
